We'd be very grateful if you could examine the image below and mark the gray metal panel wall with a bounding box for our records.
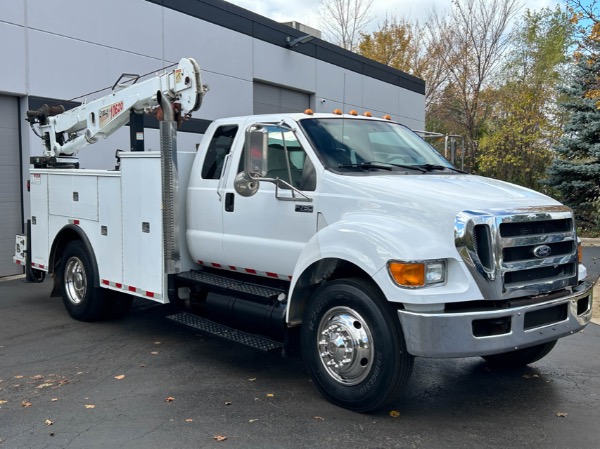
[0,96,22,277]
[253,83,310,114]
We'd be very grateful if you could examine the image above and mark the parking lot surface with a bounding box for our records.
[0,246,599,449]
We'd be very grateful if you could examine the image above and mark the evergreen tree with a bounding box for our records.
[546,33,600,233]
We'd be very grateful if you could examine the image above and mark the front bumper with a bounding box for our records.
[397,278,594,358]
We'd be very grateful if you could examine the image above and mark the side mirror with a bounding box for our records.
[244,127,268,179]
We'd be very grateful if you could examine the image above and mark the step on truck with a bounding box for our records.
[14,57,594,412]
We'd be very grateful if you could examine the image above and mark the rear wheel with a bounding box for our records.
[60,240,107,321]
[482,340,557,368]
[301,278,413,412]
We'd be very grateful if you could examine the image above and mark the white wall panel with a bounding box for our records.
[199,72,253,119]
[26,0,163,60]
[253,40,316,94]
[163,9,253,80]
[0,0,25,25]
[0,23,26,95]
[28,30,162,100]
[398,89,426,128]
[363,77,399,118]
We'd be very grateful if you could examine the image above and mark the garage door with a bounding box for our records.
[253,82,310,114]
[0,95,22,277]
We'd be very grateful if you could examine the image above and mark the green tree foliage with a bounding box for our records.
[477,8,574,190]
[546,30,600,233]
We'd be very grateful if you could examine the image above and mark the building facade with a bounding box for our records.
[0,0,425,277]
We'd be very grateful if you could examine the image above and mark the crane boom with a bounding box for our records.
[26,58,206,161]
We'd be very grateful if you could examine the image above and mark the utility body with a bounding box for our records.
[14,58,594,412]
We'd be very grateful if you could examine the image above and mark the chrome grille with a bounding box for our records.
[455,206,578,300]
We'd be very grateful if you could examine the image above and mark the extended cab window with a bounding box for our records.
[239,126,316,191]
[201,125,238,179]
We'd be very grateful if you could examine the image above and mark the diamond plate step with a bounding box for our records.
[166,312,283,352]
[177,270,286,301]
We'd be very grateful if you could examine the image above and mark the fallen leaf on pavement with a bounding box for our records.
[45,419,53,426]
[266,393,274,398]
[14,375,23,379]
[85,405,95,409]
[22,401,32,408]
[114,375,125,380]
[556,412,568,418]
[154,341,162,345]
[314,416,324,421]
[185,419,193,423]
[36,383,54,389]
[389,410,401,418]
[51,399,58,402]
[165,397,175,402]
[225,401,232,406]
[522,374,540,379]
[214,435,227,442]
[151,351,159,355]
[0,400,8,405]
[249,419,258,423]
[31,375,44,380]
[248,378,256,381]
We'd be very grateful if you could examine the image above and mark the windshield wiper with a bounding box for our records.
[414,164,468,174]
[337,161,427,173]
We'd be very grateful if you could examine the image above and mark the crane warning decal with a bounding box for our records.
[99,101,125,128]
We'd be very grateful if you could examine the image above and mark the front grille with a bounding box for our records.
[455,206,578,300]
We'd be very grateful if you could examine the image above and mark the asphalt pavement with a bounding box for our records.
[0,246,599,449]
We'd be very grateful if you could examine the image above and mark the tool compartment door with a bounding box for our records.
[120,153,165,302]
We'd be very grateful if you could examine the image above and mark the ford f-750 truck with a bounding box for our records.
[14,58,594,412]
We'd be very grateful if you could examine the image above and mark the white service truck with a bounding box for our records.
[14,58,594,412]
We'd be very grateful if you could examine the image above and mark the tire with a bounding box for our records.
[59,240,107,321]
[482,340,557,368]
[301,278,413,412]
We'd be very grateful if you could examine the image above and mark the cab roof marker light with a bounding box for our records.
[349,110,358,116]
[333,109,342,115]
[383,114,391,120]
[364,111,372,117]
[304,108,314,115]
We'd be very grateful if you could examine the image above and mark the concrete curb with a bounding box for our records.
[581,238,600,247]
[592,278,600,326]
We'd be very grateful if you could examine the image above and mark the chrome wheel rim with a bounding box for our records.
[317,306,374,386]
[64,256,87,305]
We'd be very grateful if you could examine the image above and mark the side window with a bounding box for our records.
[201,125,238,179]
[266,128,317,191]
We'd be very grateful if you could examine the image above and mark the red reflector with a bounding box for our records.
[27,180,30,192]
[245,268,256,274]
[116,283,122,288]
[229,265,237,271]
[102,279,109,285]
[128,286,136,292]
[146,291,155,298]
[266,272,278,278]
[212,263,222,268]
[73,220,80,225]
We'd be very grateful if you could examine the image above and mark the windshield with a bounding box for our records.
[299,118,453,174]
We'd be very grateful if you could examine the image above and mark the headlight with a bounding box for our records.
[388,260,446,288]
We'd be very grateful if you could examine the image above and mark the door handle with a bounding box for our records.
[225,192,234,212]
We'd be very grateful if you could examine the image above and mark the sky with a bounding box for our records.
[225,0,568,32]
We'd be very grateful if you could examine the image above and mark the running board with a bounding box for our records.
[166,312,283,352]
[177,270,286,302]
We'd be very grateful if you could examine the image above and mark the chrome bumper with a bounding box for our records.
[397,278,594,358]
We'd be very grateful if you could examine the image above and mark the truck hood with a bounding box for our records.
[323,173,559,215]
[319,173,562,259]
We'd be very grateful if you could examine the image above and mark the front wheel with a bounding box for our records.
[301,278,413,412]
[482,340,557,368]
[59,240,107,321]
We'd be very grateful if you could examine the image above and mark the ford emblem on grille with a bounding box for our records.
[533,244,552,258]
